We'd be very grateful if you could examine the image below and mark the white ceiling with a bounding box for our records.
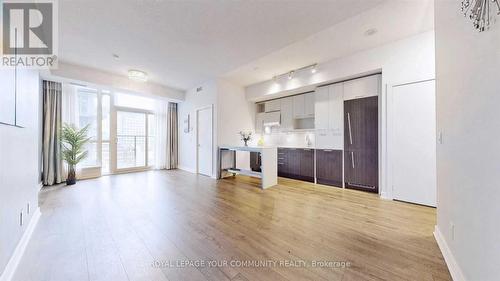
[224,0,435,86]
[58,0,384,91]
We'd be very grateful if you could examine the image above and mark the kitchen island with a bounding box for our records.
[218,146,277,189]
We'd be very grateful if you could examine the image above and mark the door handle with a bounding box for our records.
[350,151,355,169]
[347,112,353,145]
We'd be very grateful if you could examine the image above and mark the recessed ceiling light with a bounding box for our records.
[364,28,378,36]
[311,65,317,74]
[128,69,148,82]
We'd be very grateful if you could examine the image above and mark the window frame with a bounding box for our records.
[112,106,155,174]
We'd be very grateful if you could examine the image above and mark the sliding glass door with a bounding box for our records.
[115,109,155,172]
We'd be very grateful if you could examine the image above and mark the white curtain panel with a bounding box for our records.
[154,100,168,169]
[42,80,64,185]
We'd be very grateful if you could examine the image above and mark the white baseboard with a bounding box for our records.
[434,225,467,281]
[177,165,196,174]
[0,207,41,281]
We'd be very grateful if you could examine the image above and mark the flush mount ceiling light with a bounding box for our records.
[462,0,500,32]
[128,69,148,82]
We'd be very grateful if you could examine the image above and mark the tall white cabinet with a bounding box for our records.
[315,83,344,149]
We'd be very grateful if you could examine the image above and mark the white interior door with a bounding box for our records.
[197,106,213,177]
[391,80,436,207]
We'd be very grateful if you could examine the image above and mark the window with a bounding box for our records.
[114,92,156,111]
[101,94,110,174]
[77,89,98,167]
[117,111,147,169]
[148,114,156,167]
[70,85,160,174]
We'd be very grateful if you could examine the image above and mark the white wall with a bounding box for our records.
[217,79,255,169]
[246,31,436,198]
[49,62,185,101]
[178,78,254,175]
[0,70,40,276]
[178,80,218,175]
[435,1,500,280]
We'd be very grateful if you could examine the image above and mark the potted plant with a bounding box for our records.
[239,131,252,146]
[60,123,91,185]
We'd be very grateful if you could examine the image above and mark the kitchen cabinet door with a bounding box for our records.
[343,75,380,101]
[328,83,344,133]
[314,87,329,130]
[280,97,293,131]
[344,96,378,193]
[304,92,315,117]
[293,95,305,118]
[287,149,301,176]
[278,148,289,176]
[299,149,314,182]
[316,149,343,187]
[265,99,281,112]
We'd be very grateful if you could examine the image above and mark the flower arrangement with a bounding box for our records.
[239,131,252,146]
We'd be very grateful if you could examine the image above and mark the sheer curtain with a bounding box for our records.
[154,100,168,169]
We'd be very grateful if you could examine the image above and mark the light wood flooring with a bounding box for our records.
[13,170,451,281]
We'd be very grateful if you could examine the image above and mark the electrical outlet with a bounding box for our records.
[450,222,455,241]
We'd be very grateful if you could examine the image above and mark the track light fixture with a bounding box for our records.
[272,63,317,82]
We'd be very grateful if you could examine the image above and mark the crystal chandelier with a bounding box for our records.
[461,0,500,32]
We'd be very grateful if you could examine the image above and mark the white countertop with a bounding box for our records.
[219,145,277,152]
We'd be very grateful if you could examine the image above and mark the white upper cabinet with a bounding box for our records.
[293,93,315,118]
[304,92,315,117]
[292,94,305,118]
[314,86,329,130]
[315,83,344,150]
[328,83,344,133]
[264,99,281,112]
[280,97,293,131]
[343,74,381,101]
[255,112,265,133]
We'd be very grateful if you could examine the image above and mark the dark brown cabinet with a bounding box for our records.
[316,149,343,187]
[344,96,379,193]
[278,148,314,182]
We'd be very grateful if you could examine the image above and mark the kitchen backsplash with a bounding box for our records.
[254,131,315,148]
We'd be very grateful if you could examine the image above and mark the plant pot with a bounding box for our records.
[66,166,76,185]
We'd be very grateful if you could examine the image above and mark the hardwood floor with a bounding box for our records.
[13,170,451,281]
